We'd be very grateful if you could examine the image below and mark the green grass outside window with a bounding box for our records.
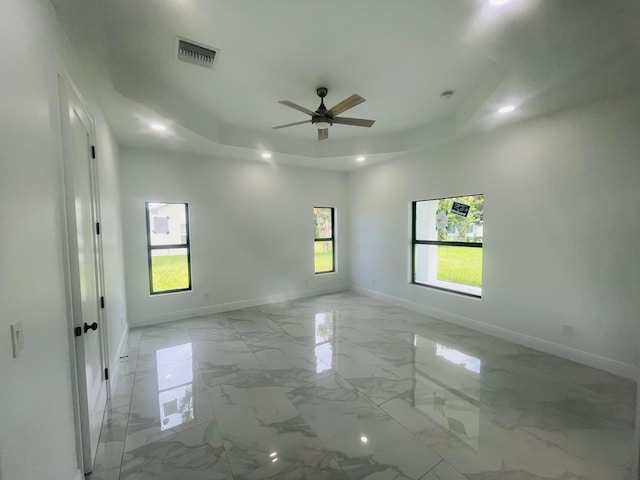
[436,246,482,287]
[152,254,190,292]
[314,242,334,273]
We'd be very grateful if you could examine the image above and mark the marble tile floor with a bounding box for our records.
[87,292,638,480]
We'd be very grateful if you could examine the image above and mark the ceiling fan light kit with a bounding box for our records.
[313,120,333,130]
[274,87,375,140]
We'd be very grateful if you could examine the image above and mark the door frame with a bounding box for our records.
[57,72,111,474]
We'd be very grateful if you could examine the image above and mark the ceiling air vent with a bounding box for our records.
[177,38,217,68]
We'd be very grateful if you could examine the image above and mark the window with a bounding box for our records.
[146,202,192,294]
[412,194,483,297]
[314,207,335,274]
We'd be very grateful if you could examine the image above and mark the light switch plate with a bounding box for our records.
[10,321,24,358]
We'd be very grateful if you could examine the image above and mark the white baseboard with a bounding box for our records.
[130,285,350,327]
[351,285,638,380]
[108,325,129,393]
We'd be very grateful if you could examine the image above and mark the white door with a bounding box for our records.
[59,77,108,474]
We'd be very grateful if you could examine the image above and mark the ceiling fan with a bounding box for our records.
[273,87,375,140]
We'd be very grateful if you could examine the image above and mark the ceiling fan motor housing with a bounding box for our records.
[312,115,333,127]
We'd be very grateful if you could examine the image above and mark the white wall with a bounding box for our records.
[349,92,640,378]
[0,1,127,479]
[120,147,350,325]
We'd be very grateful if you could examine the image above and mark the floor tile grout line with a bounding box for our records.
[117,338,142,479]
[190,303,358,478]
[419,458,445,479]
[286,367,435,479]
[308,344,446,479]
[186,322,245,480]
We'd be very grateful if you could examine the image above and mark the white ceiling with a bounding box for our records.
[52,0,640,171]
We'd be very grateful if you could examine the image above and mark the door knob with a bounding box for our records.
[84,322,98,333]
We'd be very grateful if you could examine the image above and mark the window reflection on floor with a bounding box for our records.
[413,335,482,450]
[314,312,335,373]
[156,343,195,430]
[435,343,481,374]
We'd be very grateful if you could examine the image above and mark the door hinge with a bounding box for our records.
[104,368,109,380]
[91,145,96,159]
[96,222,101,235]
[100,296,105,309]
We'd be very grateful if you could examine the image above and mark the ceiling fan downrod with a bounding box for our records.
[316,87,329,114]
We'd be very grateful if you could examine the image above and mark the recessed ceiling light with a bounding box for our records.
[360,435,368,444]
[489,0,511,6]
[150,123,168,131]
[261,152,272,159]
[356,156,366,162]
[498,105,516,114]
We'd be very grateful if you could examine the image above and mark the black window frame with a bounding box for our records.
[146,201,192,295]
[314,206,335,274]
[411,194,483,298]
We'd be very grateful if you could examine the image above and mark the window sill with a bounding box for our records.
[150,288,192,297]
[412,280,481,299]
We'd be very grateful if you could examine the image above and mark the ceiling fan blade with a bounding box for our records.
[318,129,329,141]
[278,100,315,116]
[328,94,365,116]
[333,117,376,128]
[272,120,312,129]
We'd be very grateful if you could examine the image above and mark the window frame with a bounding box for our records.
[411,195,483,298]
[145,201,192,295]
[314,206,335,274]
